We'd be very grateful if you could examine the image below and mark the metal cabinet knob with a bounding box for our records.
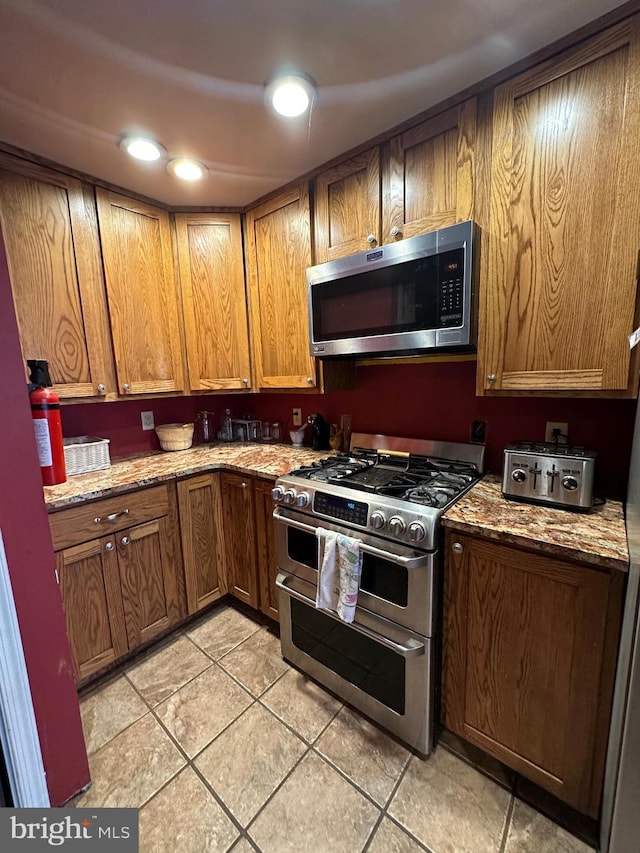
[366,234,376,244]
[121,536,130,546]
[487,374,496,383]
[97,383,106,393]
[306,376,314,384]
[105,542,114,552]
[451,542,464,554]
[241,482,247,489]
[242,378,249,386]
[122,383,130,392]
[390,226,402,237]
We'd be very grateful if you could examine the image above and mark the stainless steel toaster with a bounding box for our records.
[502,441,596,511]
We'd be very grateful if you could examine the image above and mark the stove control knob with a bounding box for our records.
[271,486,284,502]
[388,516,406,536]
[408,522,426,542]
[512,469,527,483]
[562,476,579,491]
[295,492,310,508]
[283,489,296,505]
[370,511,386,530]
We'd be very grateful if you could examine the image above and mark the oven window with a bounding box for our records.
[287,528,409,607]
[290,598,406,714]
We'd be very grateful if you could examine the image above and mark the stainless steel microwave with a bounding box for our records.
[307,220,476,358]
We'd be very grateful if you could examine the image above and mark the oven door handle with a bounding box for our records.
[273,510,430,569]
[276,573,425,659]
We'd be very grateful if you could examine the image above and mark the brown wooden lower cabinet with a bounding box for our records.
[52,484,185,682]
[442,529,625,818]
[177,473,226,614]
[254,477,279,620]
[220,472,259,608]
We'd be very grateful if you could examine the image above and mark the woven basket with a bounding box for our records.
[155,422,194,451]
[63,436,111,476]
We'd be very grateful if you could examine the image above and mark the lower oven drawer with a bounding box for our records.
[277,572,434,755]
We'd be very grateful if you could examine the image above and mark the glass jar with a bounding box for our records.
[220,408,233,442]
[195,410,216,444]
[271,422,282,442]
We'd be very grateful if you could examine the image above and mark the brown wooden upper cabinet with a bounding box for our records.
[0,156,115,399]
[478,18,640,396]
[383,99,477,244]
[245,182,318,390]
[96,189,185,396]
[175,213,252,392]
[314,147,381,262]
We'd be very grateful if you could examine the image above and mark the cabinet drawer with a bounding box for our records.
[49,485,170,551]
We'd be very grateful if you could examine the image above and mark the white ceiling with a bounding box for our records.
[0,0,627,207]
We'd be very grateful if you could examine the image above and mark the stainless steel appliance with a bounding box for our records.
[307,221,476,358]
[601,395,640,852]
[502,441,596,510]
[273,433,484,754]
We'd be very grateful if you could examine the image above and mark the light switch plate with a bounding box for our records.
[141,411,155,431]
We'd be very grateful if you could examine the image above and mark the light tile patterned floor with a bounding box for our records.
[74,604,596,853]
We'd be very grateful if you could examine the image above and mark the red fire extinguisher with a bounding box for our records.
[28,359,66,486]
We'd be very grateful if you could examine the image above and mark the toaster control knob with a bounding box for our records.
[283,489,296,504]
[271,486,284,502]
[512,469,527,483]
[295,492,310,508]
[562,476,579,491]
[408,522,426,542]
[388,516,406,536]
[370,511,386,530]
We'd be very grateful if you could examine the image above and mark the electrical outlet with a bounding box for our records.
[141,410,155,431]
[545,421,568,444]
[292,407,302,427]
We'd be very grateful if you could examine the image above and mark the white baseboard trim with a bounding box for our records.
[0,528,50,807]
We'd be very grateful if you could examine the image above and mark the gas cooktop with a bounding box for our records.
[289,449,478,509]
[273,435,485,548]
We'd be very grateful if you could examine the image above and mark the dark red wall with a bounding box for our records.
[0,232,89,804]
[62,360,636,501]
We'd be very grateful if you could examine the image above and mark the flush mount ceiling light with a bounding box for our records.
[265,73,317,118]
[120,136,166,162]
[167,158,208,181]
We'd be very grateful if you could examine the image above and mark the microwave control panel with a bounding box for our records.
[437,252,464,327]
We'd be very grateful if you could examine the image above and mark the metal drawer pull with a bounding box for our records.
[94,509,130,524]
[121,536,130,546]
[274,511,430,569]
[451,542,463,553]
[276,573,424,658]
[105,542,114,552]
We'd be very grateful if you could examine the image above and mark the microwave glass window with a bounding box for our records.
[312,248,463,342]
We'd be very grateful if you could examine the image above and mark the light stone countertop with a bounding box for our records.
[442,475,628,572]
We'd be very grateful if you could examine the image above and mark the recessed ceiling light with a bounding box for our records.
[265,73,317,118]
[120,136,166,162]
[167,158,208,181]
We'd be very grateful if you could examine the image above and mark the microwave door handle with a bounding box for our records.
[273,510,430,570]
[276,573,425,659]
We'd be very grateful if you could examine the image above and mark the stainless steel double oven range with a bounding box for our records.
[273,433,484,755]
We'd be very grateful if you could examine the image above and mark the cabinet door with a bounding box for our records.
[383,100,476,243]
[96,189,185,395]
[479,19,640,395]
[0,158,114,399]
[443,531,620,816]
[56,537,127,680]
[116,518,181,648]
[254,478,279,621]
[175,213,252,391]
[177,474,226,614]
[315,148,381,262]
[245,183,318,390]
[220,473,258,608]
